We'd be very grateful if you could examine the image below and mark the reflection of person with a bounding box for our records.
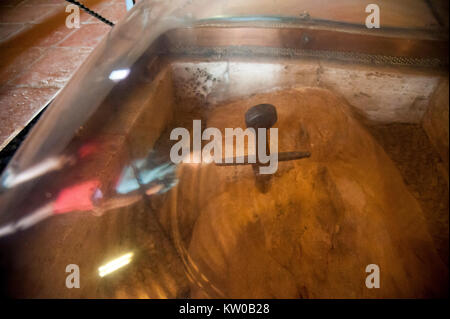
[0,141,99,191]
[115,157,177,196]
[0,180,100,238]
[0,150,178,237]
[92,152,178,215]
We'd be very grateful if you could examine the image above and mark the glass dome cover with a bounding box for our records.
[0,0,448,298]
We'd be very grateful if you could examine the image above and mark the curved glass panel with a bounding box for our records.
[0,0,448,298]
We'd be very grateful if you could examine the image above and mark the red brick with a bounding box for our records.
[0,23,25,42]
[1,18,76,48]
[10,47,92,88]
[0,0,27,7]
[0,86,59,149]
[86,2,127,24]
[57,23,110,48]
[0,4,59,23]
[78,0,115,24]
[0,0,117,151]
[22,0,67,5]
[0,47,46,86]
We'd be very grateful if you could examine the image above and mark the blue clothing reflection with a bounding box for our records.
[116,161,178,195]
[116,153,178,195]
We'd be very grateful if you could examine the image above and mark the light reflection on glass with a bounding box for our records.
[109,69,130,82]
[98,252,134,277]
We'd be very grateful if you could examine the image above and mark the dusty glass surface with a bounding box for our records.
[0,0,448,298]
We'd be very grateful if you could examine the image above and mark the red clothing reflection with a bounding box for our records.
[53,180,101,214]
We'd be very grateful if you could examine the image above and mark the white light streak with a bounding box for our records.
[98,252,133,277]
[109,69,130,81]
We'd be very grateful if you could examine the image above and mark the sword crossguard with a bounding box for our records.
[215,104,311,193]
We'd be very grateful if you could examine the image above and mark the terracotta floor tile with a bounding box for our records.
[0,23,25,42]
[0,4,59,23]
[78,0,116,24]
[22,0,67,5]
[0,3,75,48]
[0,86,59,149]
[0,47,46,86]
[86,2,127,24]
[10,47,93,88]
[2,18,76,48]
[57,23,110,47]
[0,0,27,7]
[0,0,121,150]
[22,0,107,24]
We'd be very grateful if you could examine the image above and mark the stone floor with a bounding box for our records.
[0,0,127,150]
